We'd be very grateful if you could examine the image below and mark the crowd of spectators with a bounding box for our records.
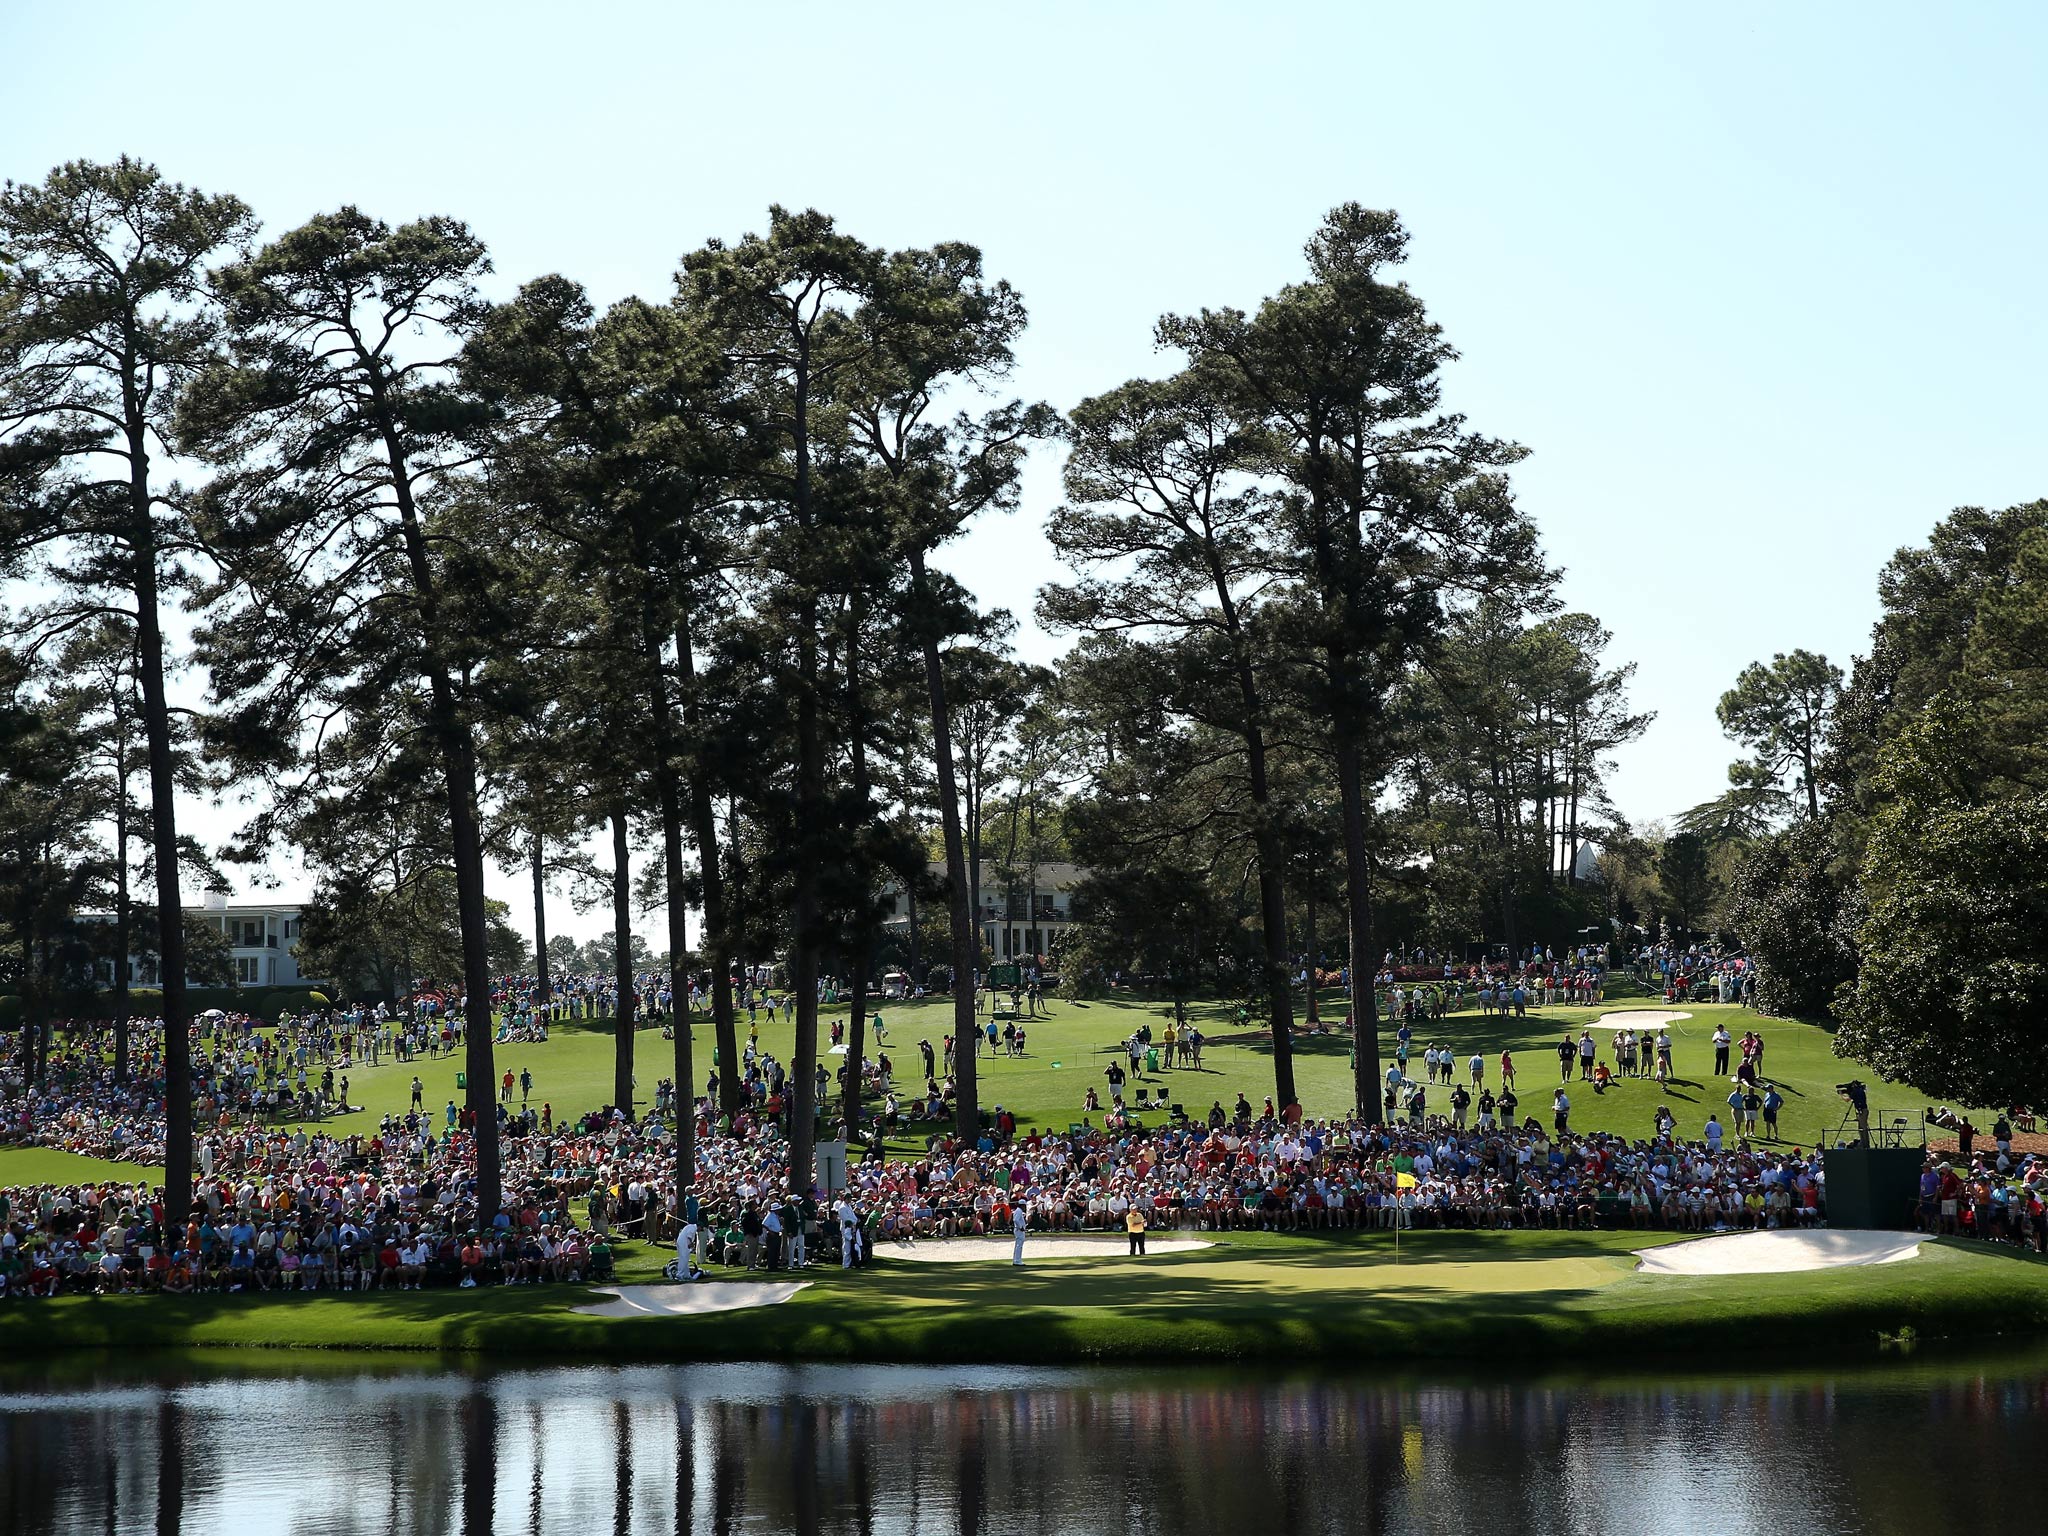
[0,1028,1879,1302]
[7,963,2044,1301]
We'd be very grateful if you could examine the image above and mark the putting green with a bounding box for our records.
[1166,1251,1635,1294]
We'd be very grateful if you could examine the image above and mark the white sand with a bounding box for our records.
[884,1234,1215,1263]
[1596,1009,1694,1027]
[573,1280,809,1318]
[1634,1229,1923,1275]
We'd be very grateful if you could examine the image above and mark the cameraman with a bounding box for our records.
[1839,1080,1870,1144]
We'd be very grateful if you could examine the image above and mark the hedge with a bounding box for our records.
[0,985,330,1025]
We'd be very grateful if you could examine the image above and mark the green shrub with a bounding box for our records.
[120,988,164,1016]
[184,986,245,1019]
[245,986,332,1021]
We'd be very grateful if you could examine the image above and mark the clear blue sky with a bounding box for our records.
[7,3,2045,943]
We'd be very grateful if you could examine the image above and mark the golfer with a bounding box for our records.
[1125,1206,1147,1256]
[836,1193,859,1269]
[1012,1202,1029,1266]
[675,1218,704,1281]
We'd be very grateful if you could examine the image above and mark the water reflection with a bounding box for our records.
[154,1398,180,1536]
[1,1354,2045,1536]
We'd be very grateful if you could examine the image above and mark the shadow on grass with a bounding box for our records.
[1238,1033,1361,1059]
[1926,1237,2048,1269]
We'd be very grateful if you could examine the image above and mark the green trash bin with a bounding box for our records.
[1145,1047,1160,1075]
[455,1071,467,1090]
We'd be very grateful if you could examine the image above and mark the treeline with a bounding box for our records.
[0,159,1647,1219]
[1689,501,2048,1107]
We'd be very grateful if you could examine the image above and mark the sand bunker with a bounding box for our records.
[885,1234,1215,1263]
[574,1280,809,1318]
[1634,1229,1922,1276]
[1596,1008,1694,1028]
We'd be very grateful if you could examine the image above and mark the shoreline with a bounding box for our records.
[4,1231,2045,1370]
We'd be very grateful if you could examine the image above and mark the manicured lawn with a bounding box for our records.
[4,1227,2046,1367]
[0,990,1949,1201]
[292,990,1933,1151]
[0,1148,163,1188]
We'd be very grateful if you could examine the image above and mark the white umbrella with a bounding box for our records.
[202,1009,226,1020]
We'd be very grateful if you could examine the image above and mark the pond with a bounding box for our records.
[2,1348,2043,1534]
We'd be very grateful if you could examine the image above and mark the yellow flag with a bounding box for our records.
[1396,1172,1418,1190]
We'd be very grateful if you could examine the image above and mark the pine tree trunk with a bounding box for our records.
[1246,734,1299,1110]
[1566,715,1581,888]
[127,413,192,1221]
[531,831,552,1002]
[113,759,131,1083]
[1337,730,1380,1121]
[905,878,922,981]
[910,548,978,1144]
[655,759,696,1192]
[1304,866,1320,1026]
[787,600,824,1198]
[785,363,824,1200]
[611,807,635,1117]
[841,590,873,1136]
[1198,547,1297,1104]
[375,401,501,1221]
[967,758,984,968]
[677,615,741,1114]
[633,619,697,1192]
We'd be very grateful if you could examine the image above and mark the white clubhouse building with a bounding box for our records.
[95,893,313,989]
[882,860,1085,963]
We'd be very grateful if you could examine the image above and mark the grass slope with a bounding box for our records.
[260,991,1920,1149]
[0,990,1940,1197]
[0,1149,165,1186]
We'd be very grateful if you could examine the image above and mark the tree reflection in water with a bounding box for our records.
[460,1384,494,1536]
[0,1357,2045,1535]
[153,1397,179,1536]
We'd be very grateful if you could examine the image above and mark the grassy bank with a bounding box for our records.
[5,1230,2045,1369]
[75,988,1942,1151]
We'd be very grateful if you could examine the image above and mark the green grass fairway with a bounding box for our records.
[0,1149,163,1188]
[255,991,1928,1153]
[5,1228,2047,1367]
